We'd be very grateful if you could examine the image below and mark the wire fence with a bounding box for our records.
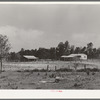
[1,60,99,71]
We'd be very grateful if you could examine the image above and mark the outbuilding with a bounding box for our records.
[23,55,38,61]
[61,54,87,61]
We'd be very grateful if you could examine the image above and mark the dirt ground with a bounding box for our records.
[0,71,100,89]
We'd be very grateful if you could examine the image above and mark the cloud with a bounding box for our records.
[71,32,100,48]
[0,25,44,51]
[0,26,100,52]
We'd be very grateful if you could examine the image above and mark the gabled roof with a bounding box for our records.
[61,54,87,58]
[61,55,74,58]
[23,55,37,59]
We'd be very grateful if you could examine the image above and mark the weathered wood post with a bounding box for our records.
[55,66,57,71]
[0,56,2,73]
[47,65,49,71]
[84,64,86,71]
[45,65,49,76]
[74,63,78,72]
[68,65,70,70]
[84,64,90,75]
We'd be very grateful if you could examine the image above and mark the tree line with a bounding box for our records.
[7,41,100,61]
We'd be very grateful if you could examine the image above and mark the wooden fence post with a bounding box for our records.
[47,65,49,71]
[0,58,2,73]
[55,66,57,71]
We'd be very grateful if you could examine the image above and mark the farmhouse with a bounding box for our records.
[61,54,87,61]
[23,55,38,61]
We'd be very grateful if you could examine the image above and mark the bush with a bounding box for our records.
[91,68,100,72]
[77,68,100,72]
[77,69,85,72]
[17,70,22,72]
[19,68,48,72]
[16,67,100,73]
[56,68,73,72]
[40,69,47,72]
[32,69,39,72]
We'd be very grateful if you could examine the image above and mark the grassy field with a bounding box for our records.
[2,60,99,71]
[0,60,100,89]
[0,71,100,89]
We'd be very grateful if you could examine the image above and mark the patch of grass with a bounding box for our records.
[17,70,22,72]
[49,73,56,78]
[35,87,42,89]
[17,69,48,72]
[32,69,39,72]
[39,69,47,72]
[16,67,100,73]
[74,83,82,87]
[56,68,73,72]
[77,68,100,72]
[23,69,32,72]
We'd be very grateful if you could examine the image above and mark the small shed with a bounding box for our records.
[61,54,87,61]
[23,55,38,61]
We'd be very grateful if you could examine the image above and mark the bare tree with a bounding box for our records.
[0,34,11,72]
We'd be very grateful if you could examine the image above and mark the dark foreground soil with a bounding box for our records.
[0,71,100,89]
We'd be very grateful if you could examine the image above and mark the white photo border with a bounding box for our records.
[0,1,100,99]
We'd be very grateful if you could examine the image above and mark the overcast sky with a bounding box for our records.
[0,4,100,52]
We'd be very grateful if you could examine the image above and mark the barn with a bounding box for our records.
[23,55,38,61]
[61,54,87,61]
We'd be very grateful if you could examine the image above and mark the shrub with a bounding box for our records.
[40,69,47,72]
[56,68,73,72]
[77,68,100,72]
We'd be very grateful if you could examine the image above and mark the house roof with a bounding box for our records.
[61,54,87,58]
[23,55,37,59]
[61,55,74,58]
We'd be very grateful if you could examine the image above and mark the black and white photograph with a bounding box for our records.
[0,2,100,90]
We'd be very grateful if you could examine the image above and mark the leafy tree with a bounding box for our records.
[57,42,65,58]
[49,47,56,60]
[92,48,97,58]
[81,46,87,54]
[19,48,25,61]
[36,48,50,59]
[87,42,93,50]
[87,42,93,58]
[9,52,16,61]
[7,40,100,61]
[8,52,21,62]
[64,41,70,55]
[96,48,100,58]
[70,45,75,54]
[55,47,59,60]
[74,47,81,54]
[0,34,11,71]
